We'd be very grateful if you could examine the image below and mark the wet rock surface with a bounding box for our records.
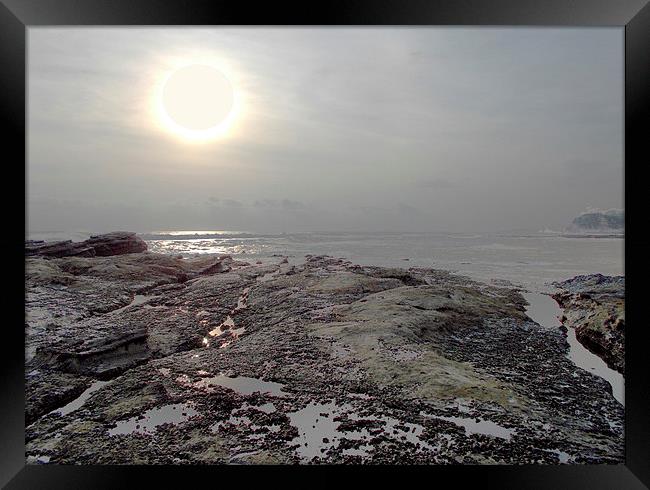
[26,232,147,258]
[552,274,625,374]
[25,250,623,464]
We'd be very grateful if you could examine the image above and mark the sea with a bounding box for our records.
[27,230,624,293]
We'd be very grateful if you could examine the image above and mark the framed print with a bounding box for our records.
[1,0,649,488]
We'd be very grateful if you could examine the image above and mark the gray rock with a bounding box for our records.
[85,232,148,256]
[552,274,625,374]
[25,253,623,465]
[26,232,147,258]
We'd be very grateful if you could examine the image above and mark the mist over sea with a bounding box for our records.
[28,230,624,292]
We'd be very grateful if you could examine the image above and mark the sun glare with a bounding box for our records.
[153,59,242,142]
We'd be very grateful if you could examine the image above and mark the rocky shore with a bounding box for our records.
[552,274,625,375]
[25,233,623,465]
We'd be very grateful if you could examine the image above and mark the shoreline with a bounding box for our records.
[25,234,624,464]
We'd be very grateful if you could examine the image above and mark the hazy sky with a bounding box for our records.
[28,28,623,234]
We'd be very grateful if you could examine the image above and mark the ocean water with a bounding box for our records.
[28,230,624,292]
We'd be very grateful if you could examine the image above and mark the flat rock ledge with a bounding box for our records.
[25,250,624,465]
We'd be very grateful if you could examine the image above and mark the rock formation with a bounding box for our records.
[26,232,147,258]
[552,274,625,374]
[25,246,624,465]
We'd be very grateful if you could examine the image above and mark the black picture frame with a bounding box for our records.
[2,0,648,487]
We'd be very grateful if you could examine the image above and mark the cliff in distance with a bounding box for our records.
[565,209,623,235]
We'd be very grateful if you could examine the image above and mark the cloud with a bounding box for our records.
[27,28,623,233]
[281,199,305,210]
[222,199,243,208]
[417,178,456,190]
[253,199,306,210]
[396,203,421,215]
[253,199,277,208]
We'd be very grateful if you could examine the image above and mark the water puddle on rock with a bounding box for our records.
[522,292,624,406]
[108,402,198,436]
[235,288,250,311]
[565,325,625,406]
[257,402,277,413]
[211,403,282,439]
[205,288,250,347]
[287,401,437,461]
[434,415,515,440]
[26,455,51,464]
[191,374,287,396]
[208,316,235,337]
[287,402,343,460]
[544,448,572,463]
[53,380,111,416]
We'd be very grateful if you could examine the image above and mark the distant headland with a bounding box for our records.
[563,209,623,237]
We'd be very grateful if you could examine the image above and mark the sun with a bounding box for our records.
[155,62,240,142]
